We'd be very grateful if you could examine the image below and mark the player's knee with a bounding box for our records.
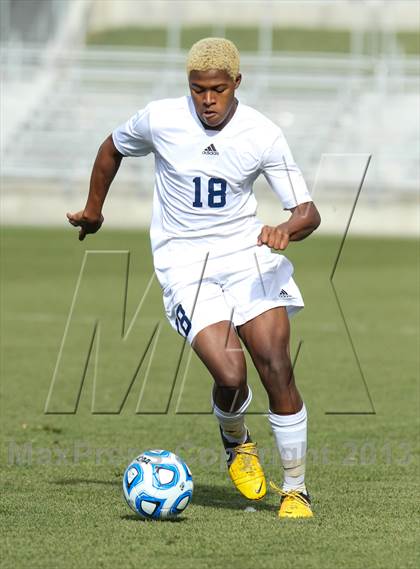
[258,348,292,383]
[215,361,246,390]
[218,374,247,391]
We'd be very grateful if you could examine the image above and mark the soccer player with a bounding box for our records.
[67,38,321,518]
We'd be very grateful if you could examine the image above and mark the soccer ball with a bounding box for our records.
[123,450,193,519]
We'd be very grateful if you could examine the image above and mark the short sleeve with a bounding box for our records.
[112,107,154,157]
[261,134,312,209]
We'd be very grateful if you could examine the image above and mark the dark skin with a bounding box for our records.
[188,69,241,130]
[67,68,321,414]
[66,135,122,239]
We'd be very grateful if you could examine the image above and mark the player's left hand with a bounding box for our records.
[257,224,290,250]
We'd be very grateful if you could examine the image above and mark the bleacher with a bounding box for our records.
[1,0,418,235]
[2,45,418,198]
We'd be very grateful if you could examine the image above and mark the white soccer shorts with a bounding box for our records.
[160,245,304,344]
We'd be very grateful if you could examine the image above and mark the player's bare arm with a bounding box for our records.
[257,201,321,250]
[66,135,123,240]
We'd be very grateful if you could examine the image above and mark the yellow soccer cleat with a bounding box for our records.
[220,428,266,500]
[270,481,314,518]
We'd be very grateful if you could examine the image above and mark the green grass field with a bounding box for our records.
[86,26,420,55]
[1,228,418,569]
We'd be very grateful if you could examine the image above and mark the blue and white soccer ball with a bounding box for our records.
[123,450,193,520]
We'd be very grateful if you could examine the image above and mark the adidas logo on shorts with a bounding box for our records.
[279,288,292,299]
[202,143,219,155]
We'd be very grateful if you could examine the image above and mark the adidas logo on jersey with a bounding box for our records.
[202,143,219,155]
[279,289,292,299]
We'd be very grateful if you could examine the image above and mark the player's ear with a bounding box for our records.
[234,74,242,89]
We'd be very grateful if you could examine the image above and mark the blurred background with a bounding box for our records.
[1,0,419,235]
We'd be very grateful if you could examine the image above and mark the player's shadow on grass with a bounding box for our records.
[53,479,188,522]
[53,479,276,511]
[121,513,184,523]
[193,482,276,512]
[53,478,120,486]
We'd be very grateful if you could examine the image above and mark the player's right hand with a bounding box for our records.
[257,224,290,250]
[66,210,104,241]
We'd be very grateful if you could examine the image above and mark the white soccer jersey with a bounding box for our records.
[112,96,312,270]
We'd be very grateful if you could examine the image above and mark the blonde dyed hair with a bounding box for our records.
[186,37,240,81]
